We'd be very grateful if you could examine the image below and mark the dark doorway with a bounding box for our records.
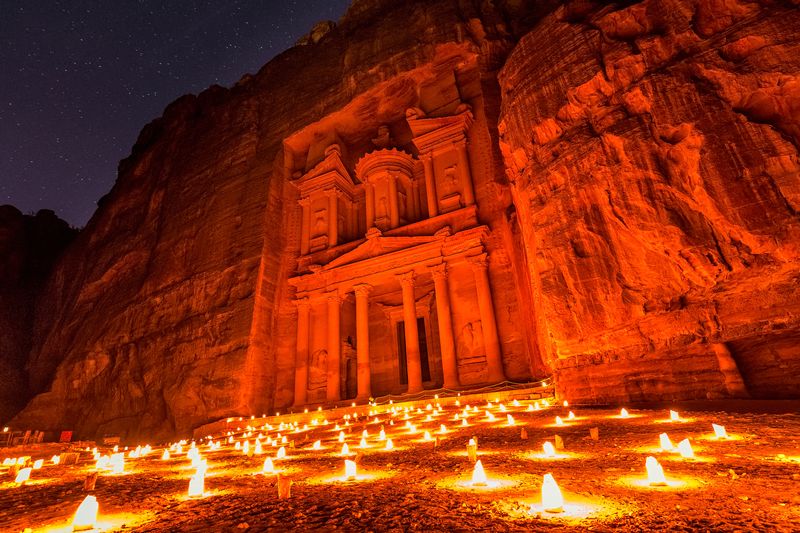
[397,317,431,385]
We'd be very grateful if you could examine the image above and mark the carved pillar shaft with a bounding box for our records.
[354,284,372,400]
[389,173,399,228]
[456,141,475,206]
[431,264,459,389]
[398,271,423,394]
[300,199,310,255]
[326,291,341,402]
[469,255,505,383]
[366,183,375,229]
[293,297,310,406]
[422,154,438,217]
[327,190,338,247]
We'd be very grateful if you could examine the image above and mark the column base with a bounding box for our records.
[406,385,424,394]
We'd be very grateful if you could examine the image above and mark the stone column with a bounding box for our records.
[365,183,375,229]
[299,198,310,255]
[327,189,339,247]
[389,173,399,228]
[430,264,459,389]
[421,153,438,217]
[469,254,505,383]
[456,141,475,206]
[398,271,423,394]
[293,297,310,406]
[326,290,342,402]
[354,283,372,400]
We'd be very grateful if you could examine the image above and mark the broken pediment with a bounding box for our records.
[324,233,444,270]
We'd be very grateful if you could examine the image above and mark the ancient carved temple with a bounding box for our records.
[286,105,519,405]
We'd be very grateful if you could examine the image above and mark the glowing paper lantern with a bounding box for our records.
[423,431,432,441]
[52,455,61,465]
[72,495,99,531]
[471,460,488,486]
[385,438,394,450]
[677,438,694,458]
[563,400,569,407]
[659,433,674,451]
[312,440,321,450]
[359,437,369,449]
[344,459,357,480]
[645,456,667,486]
[341,443,350,456]
[439,424,447,434]
[543,441,556,458]
[620,408,629,418]
[338,431,345,443]
[276,446,286,459]
[110,453,125,474]
[506,415,515,426]
[712,423,728,439]
[263,457,275,474]
[541,473,564,513]
[555,416,564,426]
[32,459,43,470]
[254,440,263,455]
[14,467,31,484]
[188,470,205,497]
[567,411,575,420]
[670,410,680,422]
[379,429,386,441]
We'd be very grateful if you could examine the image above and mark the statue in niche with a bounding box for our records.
[343,338,357,399]
[444,166,459,194]
[371,125,393,149]
[308,349,328,390]
[314,210,327,236]
[457,321,484,359]
[377,195,388,218]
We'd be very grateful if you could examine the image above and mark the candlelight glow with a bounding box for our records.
[72,495,99,531]
[471,460,488,486]
[344,459,357,480]
[313,440,321,450]
[359,437,369,448]
[555,416,564,426]
[712,423,728,439]
[263,457,275,474]
[659,433,674,451]
[543,441,556,458]
[645,456,667,486]
[567,411,575,420]
[385,438,394,450]
[188,470,205,497]
[341,443,350,456]
[540,473,564,513]
[506,414,515,426]
[14,467,31,484]
[677,438,694,458]
[670,410,680,422]
[276,446,286,459]
[620,408,629,418]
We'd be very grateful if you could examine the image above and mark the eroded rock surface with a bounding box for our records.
[498,0,800,402]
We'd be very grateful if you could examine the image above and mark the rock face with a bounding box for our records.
[7,0,800,441]
[0,206,76,423]
[498,0,800,402]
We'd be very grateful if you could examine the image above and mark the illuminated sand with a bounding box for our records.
[1,400,799,531]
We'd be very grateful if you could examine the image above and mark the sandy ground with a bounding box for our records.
[1,401,799,532]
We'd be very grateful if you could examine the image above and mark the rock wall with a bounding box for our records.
[499,0,800,402]
[11,0,558,441]
[0,206,75,424]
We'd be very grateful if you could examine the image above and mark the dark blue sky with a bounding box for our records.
[1,0,351,227]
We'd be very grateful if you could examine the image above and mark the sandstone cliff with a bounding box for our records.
[0,206,75,423]
[499,0,800,402]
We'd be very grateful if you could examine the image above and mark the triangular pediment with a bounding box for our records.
[296,144,355,189]
[325,234,441,270]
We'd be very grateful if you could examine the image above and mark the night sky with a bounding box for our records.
[1,0,351,227]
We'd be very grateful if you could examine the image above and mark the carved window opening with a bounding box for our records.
[396,317,431,385]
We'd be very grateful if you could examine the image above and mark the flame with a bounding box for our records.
[659,433,674,451]
[344,459,357,480]
[541,473,564,512]
[242,441,250,455]
[439,424,447,434]
[471,460,488,486]
[543,441,556,458]
[677,438,694,458]
[51,455,60,465]
[645,456,667,486]
[72,495,99,531]
[620,408,629,418]
[712,423,728,439]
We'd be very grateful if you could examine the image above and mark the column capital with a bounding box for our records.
[353,283,373,297]
[396,270,416,286]
[429,263,448,280]
[298,197,311,207]
[420,151,434,162]
[293,296,310,309]
[467,253,488,271]
[324,187,341,198]
[326,289,344,303]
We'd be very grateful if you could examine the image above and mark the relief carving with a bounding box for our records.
[308,348,328,390]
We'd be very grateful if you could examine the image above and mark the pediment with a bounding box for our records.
[325,234,441,270]
[296,144,355,189]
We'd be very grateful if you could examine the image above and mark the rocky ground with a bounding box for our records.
[1,399,799,532]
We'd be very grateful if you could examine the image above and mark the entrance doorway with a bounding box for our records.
[397,317,431,385]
